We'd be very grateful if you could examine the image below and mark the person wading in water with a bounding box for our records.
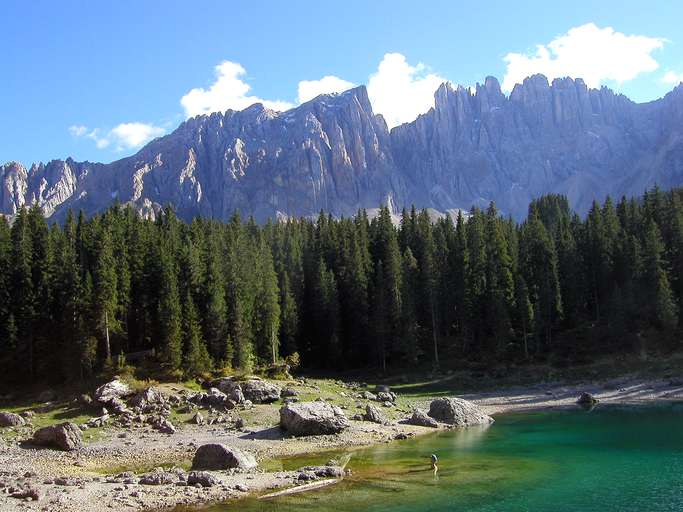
[431,453,438,474]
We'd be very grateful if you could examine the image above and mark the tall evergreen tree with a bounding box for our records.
[182,290,212,377]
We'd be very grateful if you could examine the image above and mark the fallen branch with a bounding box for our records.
[259,478,340,499]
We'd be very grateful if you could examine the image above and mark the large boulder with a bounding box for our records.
[0,412,26,427]
[130,387,165,412]
[213,378,245,404]
[577,392,599,406]
[406,409,438,428]
[188,388,234,409]
[242,380,281,404]
[280,401,350,436]
[427,398,493,427]
[94,379,133,406]
[32,422,83,451]
[364,404,387,424]
[191,443,257,470]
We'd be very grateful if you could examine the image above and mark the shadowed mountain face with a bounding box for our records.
[3,75,683,222]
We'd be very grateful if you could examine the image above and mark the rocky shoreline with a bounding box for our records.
[0,375,681,512]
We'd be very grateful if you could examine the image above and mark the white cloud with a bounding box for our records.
[502,23,665,92]
[108,123,165,150]
[182,55,444,128]
[180,60,293,118]
[662,70,683,85]
[367,53,446,128]
[68,125,88,137]
[69,122,165,151]
[297,75,355,103]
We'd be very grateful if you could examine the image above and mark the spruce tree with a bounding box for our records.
[254,245,281,364]
[10,207,35,380]
[483,203,515,354]
[158,246,182,371]
[182,290,212,377]
[641,220,678,330]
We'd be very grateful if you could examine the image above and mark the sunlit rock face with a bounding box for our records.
[392,76,683,218]
[3,77,683,222]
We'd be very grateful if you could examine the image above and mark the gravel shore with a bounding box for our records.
[1,375,681,512]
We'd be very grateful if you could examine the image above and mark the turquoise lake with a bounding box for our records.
[199,403,683,512]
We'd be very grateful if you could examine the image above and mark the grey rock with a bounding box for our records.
[363,404,387,424]
[427,398,493,427]
[10,487,40,500]
[191,443,257,470]
[376,391,396,402]
[280,401,350,436]
[139,471,177,485]
[130,387,165,411]
[152,419,176,434]
[241,380,281,404]
[32,422,83,451]
[212,378,245,404]
[0,412,26,427]
[94,379,133,407]
[187,471,219,487]
[406,409,438,428]
[188,387,234,409]
[85,414,109,428]
[577,392,599,405]
[297,465,344,479]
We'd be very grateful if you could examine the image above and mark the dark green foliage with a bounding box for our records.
[1,186,681,385]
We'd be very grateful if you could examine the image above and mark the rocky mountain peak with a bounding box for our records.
[2,76,683,222]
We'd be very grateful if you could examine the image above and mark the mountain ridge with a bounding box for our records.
[3,75,683,221]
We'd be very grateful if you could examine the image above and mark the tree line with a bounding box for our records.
[0,187,681,384]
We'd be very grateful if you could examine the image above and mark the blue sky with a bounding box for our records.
[3,0,683,165]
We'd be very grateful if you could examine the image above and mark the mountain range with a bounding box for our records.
[3,74,683,222]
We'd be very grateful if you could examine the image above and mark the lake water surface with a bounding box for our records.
[199,403,683,512]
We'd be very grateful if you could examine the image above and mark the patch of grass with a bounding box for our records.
[0,399,107,444]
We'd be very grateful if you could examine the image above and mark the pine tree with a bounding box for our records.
[10,207,35,380]
[641,220,678,330]
[483,203,515,355]
[93,224,118,364]
[203,246,228,362]
[279,273,299,356]
[0,217,14,372]
[414,209,440,367]
[182,290,212,377]
[520,213,563,350]
[464,209,486,353]
[157,245,182,371]
[400,248,420,362]
[254,244,281,364]
[514,274,533,358]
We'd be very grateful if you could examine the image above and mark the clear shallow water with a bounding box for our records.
[198,403,683,512]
